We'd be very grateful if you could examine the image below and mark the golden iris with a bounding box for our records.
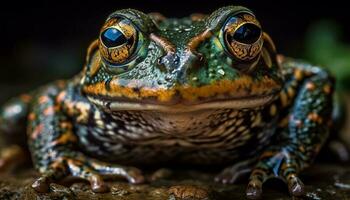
[99,18,138,65]
[223,14,263,61]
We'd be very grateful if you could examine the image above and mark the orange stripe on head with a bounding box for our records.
[149,34,176,54]
[83,76,280,103]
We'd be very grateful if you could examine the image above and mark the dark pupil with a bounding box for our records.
[101,28,127,47]
[233,23,261,44]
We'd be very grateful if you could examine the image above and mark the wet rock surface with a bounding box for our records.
[1,163,350,199]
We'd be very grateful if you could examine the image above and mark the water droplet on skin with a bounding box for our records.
[218,69,225,76]
[140,65,147,70]
[165,74,172,81]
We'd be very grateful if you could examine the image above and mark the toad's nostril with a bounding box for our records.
[186,52,205,70]
[159,53,179,71]
[176,51,206,83]
[197,53,204,62]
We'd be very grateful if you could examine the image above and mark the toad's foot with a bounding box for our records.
[245,150,305,200]
[32,156,144,193]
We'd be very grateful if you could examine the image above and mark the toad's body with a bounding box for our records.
[77,106,275,165]
[0,6,335,199]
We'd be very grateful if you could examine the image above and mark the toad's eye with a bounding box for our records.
[223,14,263,61]
[231,23,261,44]
[101,28,128,48]
[99,17,141,68]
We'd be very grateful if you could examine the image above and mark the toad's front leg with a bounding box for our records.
[246,61,334,199]
[28,85,144,193]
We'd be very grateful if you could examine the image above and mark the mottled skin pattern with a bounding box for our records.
[0,6,335,199]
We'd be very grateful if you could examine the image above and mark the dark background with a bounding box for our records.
[1,0,350,102]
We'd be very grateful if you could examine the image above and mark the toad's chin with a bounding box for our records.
[87,94,277,113]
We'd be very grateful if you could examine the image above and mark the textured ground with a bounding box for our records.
[1,163,350,200]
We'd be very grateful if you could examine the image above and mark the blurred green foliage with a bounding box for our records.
[304,20,350,91]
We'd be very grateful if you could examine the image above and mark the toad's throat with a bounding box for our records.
[87,94,276,112]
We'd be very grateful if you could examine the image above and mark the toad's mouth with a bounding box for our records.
[87,94,277,113]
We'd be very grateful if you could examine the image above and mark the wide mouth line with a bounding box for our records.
[88,94,273,104]
[87,93,277,112]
